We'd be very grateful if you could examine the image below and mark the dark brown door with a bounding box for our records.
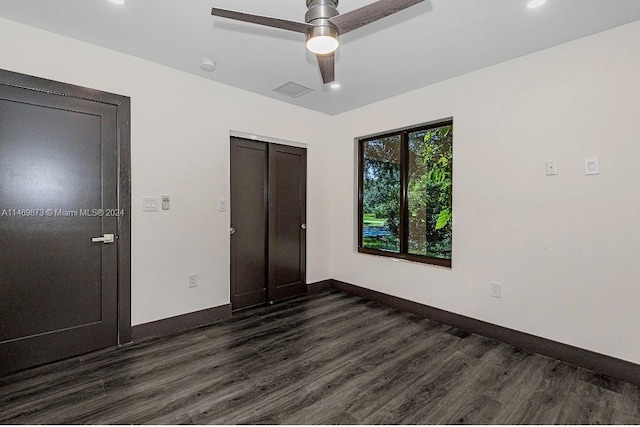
[268,144,307,301]
[230,138,268,310]
[230,138,306,310]
[0,80,119,375]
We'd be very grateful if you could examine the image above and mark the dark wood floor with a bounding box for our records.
[2,290,640,424]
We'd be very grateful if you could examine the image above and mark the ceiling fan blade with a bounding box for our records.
[317,53,335,84]
[211,8,313,33]
[329,0,424,35]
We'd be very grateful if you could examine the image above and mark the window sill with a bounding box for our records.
[357,247,452,268]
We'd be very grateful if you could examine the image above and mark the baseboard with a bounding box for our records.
[132,304,232,342]
[331,280,640,386]
[306,279,333,294]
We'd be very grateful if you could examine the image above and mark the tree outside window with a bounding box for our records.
[359,119,453,267]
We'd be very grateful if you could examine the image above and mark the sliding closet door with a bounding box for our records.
[230,138,307,311]
[268,144,307,302]
[230,138,268,310]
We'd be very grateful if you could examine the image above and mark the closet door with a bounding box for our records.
[230,138,268,310]
[268,144,307,302]
[230,139,307,310]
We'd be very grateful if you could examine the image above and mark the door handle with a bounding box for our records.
[301,224,307,230]
[230,227,236,235]
[92,234,115,244]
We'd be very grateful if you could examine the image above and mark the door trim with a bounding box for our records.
[0,68,132,346]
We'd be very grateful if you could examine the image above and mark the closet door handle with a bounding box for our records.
[301,224,307,230]
[230,227,236,235]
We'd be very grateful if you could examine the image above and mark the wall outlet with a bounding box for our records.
[188,273,197,288]
[490,282,502,299]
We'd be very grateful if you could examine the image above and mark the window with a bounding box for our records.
[358,119,453,267]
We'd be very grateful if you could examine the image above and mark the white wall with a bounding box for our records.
[0,17,333,326]
[328,21,640,364]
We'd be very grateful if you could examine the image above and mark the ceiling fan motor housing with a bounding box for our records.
[306,0,339,23]
[305,0,340,46]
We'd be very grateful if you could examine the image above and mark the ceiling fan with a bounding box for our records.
[211,0,425,84]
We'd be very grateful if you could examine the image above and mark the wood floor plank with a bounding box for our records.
[187,310,418,424]
[555,378,621,425]
[617,382,640,419]
[236,316,444,424]
[387,343,530,424]
[490,356,579,424]
[357,350,478,424]
[2,290,640,424]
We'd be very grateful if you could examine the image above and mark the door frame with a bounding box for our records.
[0,68,132,346]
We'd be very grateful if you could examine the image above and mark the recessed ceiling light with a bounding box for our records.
[330,83,341,89]
[109,0,126,5]
[200,59,216,72]
[527,0,547,9]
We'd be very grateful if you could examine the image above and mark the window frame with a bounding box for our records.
[357,118,453,268]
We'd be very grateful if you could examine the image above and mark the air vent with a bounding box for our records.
[273,81,314,98]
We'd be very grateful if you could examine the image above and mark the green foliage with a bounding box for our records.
[361,125,452,259]
[421,125,453,229]
[407,124,453,258]
[363,214,385,227]
[362,236,400,252]
[435,208,452,230]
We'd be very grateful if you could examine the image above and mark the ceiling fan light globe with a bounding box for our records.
[306,35,340,54]
[527,0,547,8]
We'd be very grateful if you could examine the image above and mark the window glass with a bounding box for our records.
[408,125,452,259]
[362,135,401,253]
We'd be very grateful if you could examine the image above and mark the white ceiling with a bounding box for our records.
[1,0,639,115]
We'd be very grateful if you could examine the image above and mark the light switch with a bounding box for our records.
[545,159,558,176]
[143,197,159,212]
[219,199,228,212]
[585,157,600,175]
